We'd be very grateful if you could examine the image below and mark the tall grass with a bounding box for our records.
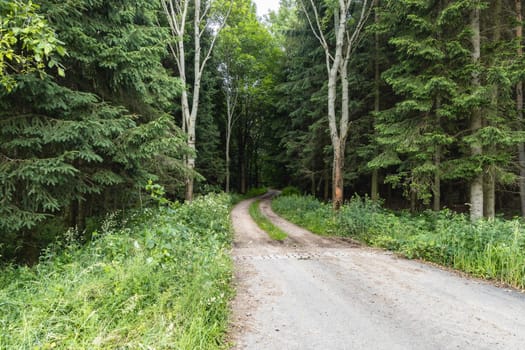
[273,195,525,289]
[0,193,233,349]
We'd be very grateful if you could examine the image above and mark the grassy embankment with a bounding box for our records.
[0,193,233,349]
[273,195,525,289]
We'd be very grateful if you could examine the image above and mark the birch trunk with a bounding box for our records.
[484,171,495,218]
[371,170,379,201]
[517,0,525,216]
[225,92,236,193]
[324,168,330,201]
[470,5,483,221]
[162,0,230,201]
[327,5,345,210]
[301,0,372,210]
[371,0,380,202]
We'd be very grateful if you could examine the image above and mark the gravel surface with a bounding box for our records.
[229,193,525,350]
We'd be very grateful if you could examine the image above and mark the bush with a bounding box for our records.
[0,193,233,349]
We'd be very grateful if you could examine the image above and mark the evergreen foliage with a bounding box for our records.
[0,0,185,261]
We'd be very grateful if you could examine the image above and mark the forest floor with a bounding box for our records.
[229,191,525,349]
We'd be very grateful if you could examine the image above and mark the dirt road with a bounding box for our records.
[230,193,525,349]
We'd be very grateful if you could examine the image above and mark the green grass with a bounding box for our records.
[249,200,288,241]
[0,193,233,349]
[273,194,525,290]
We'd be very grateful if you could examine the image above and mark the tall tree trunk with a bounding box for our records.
[324,168,330,201]
[484,0,501,219]
[162,0,230,201]
[77,198,86,233]
[433,97,442,211]
[225,140,230,193]
[433,146,441,211]
[327,38,343,210]
[371,2,380,201]
[184,0,203,201]
[371,0,380,202]
[333,57,350,210]
[225,92,235,193]
[311,170,316,196]
[240,157,246,193]
[333,143,345,210]
[470,5,484,221]
[516,0,525,216]
[301,0,372,210]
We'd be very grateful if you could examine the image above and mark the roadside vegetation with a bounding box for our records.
[249,200,287,241]
[273,195,525,290]
[0,194,233,349]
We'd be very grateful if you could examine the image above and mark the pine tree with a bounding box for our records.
[0,0,187,261]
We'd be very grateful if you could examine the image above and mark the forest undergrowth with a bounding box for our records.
[0,193,233,349]
[273,195,525,290]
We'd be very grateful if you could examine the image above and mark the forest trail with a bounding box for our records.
[229,192,525,349]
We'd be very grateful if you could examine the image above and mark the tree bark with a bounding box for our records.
[371,0,380,202]
[77,198,86,233]
[484,169,495,218]
[162,0,230,201]
[516,0,525,216]
[470,5,484,221]
[324,168,330,201]
[484,0,501,219]
[371,169,379,201]
[225,91,236,193]
[301,0,372,210]
[433,146,441,211]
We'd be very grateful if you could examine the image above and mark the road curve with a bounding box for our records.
[229,194,525,350]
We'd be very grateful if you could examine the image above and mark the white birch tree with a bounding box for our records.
[299,0,373,210]
[516,0,525,216]
[470,3,483,221]
[161,0,231,200]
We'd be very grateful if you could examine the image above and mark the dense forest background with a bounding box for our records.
[2,0,525,263]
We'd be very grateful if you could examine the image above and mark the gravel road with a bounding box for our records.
[229,193,525,350]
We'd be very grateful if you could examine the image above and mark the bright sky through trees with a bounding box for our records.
[253,0,280,17]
